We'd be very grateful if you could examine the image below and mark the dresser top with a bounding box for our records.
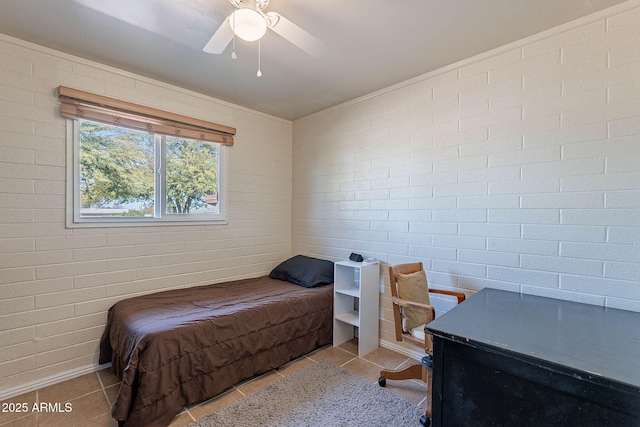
[427,288,640,391]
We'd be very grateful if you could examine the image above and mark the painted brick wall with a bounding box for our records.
[0,36,292,392]
[292,5,640,351]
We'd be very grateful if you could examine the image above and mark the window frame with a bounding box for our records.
[66,119,228,228]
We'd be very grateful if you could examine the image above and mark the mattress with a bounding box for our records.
[99,275,334,427]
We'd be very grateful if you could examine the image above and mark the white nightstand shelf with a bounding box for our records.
[335,311,360,326]
[333,260,380,357]
[335,287,360,298]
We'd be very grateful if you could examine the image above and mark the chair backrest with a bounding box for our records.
[389,262,424,342]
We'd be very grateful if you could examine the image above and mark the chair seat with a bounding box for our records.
[408,325,426,341]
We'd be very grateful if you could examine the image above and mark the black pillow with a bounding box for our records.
[269,255,334,288]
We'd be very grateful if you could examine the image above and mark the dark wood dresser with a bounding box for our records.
[426,288,640,427]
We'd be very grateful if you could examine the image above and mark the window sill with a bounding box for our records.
[66,218,229,228]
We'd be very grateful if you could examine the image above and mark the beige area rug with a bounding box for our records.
[187,359,424,427]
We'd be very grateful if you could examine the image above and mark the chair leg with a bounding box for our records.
[378,363,424,386]
[379,360,432,425]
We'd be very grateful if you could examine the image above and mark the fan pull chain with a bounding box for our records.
[257,39,262,77]
[231,12,237,59]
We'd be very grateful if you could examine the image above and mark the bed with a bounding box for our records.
[99,256,334,427]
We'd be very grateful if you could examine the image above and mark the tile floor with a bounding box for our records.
[1,341,427,427]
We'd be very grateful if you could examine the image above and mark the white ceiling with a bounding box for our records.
[0,0,628,120]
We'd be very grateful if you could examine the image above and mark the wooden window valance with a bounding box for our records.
[57,86,235,145]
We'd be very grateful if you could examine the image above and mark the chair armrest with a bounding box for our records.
[429,289,466,304]
[392,296,436,323]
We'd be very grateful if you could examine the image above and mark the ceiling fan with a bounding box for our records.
[203,0,327,59]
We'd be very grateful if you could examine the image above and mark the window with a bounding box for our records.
[59,86,234,226]
[73,119,224,224]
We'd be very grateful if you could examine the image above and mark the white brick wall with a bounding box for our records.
[292,5,640,350]
[2,1,639,398]
[0,36,292,392]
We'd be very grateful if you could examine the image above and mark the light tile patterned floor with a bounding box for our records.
[1,341,426,427]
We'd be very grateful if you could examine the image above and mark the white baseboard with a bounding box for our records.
[0,363,110,401]
[378,339,425,362]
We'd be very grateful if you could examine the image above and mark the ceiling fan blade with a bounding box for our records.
[266,12,327,58]
[203,15,233,54]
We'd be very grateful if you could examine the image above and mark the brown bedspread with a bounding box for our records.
[99,276,334,427]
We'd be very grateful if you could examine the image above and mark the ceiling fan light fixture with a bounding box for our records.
[230,8,267,42]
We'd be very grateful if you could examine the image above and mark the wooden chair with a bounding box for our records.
[378,262,466,426]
